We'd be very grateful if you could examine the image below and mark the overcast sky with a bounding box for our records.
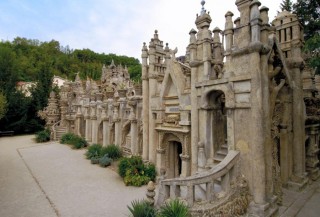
[0,0,295,60]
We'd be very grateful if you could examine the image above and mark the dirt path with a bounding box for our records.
[0,135,146,217]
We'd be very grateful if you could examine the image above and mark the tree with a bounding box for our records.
[293,0,320,74]
[293,0,320,40]
[0,91,7,120]
[280,0,293,12]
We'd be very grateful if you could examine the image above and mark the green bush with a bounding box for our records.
[99,154,112,167]
[100,144,122,160]
[60,133,87,149]
[158,199,190,217]
[85,144,102,159]
[70,136,87,149]
[124,170,151,186]
[118,156,144,178]
[118,156,156,186]
[144,163,156,182]
[127,200,157,217]
[35,129,51,143]
[60,133,77,144]
[90,157,100,164]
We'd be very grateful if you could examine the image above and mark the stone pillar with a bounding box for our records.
[84,105,91,142]
[180,155,190,178]
[148,111,156,163]
[148,39,157,163]
[248,51,268,213]
[280,126,290,184]
[101,103,109,147]
[290,44,306,180]
[113,102,121,146]
[75,104,83,137]
[129,100,138,155]
[224,11,234,62]
[142,42,149,161]
[90,102,98,144]
[202,29,212,80]
[189,29,199,174]
[235,0,252,48]
[250,0,261,43]
[131,119,138,155]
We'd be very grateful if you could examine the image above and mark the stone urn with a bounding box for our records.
[105,91,114,99]
[118,89,127,98]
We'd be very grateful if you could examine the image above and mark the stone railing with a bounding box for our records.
[157,150,240,207]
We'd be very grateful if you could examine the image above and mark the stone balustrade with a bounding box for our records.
[157,150,239,207]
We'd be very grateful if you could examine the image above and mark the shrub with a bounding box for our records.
[70,136,87,149]
[90,157,100,164]
[60,133,87,149]
[144,163,156,182]
[100,144,122,160]
[85,144,102,159]
[99,154,112,167]
[158,199,190,217]
[118,156,156,186]
[60,133,77,144]
[118,156,144,178]
[35,129,50,143]
[124,170,150,186]
[127,200,157,217]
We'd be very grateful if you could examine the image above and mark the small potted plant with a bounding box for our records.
[104,86,114,99]
[117,82,127,98]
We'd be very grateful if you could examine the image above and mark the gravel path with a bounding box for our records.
[0,135,146,217]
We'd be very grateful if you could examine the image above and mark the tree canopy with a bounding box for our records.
[293,0,320,73]
[280,0,293,12]
[0,91,7,120]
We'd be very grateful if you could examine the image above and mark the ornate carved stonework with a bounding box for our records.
[191,176,250,217]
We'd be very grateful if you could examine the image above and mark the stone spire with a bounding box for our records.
[201,0,206,15]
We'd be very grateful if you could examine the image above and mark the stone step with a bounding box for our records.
[213,155,224,164]
[217,149,228,157]
[221,144,228,150]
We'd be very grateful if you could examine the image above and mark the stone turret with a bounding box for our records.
[39,91,60,128]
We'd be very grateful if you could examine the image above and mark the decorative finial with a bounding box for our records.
[201,0,206,15]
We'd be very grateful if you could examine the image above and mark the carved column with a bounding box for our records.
[156,132,165,173]
[75,104,83,137]
[101,103,109,147]
[90,101,98,144]
[290,51,306,181]
[180,154,190,178]
[224,11,234,64]
[113,102,121,146]
[189,31,199,174]
[129,100,138,155]
[142,42,149,161]
[84,104,91,142]
[306,125,320,181]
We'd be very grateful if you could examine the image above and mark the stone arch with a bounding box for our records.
[121,120,131,150]
[200,84,234,109]
[199,88,232,166]
[97,121,103,144]
[160,132,186,155]
[160,132,184,178]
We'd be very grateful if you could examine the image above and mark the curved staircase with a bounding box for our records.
[51,121,67,141]
[156,150,250,216]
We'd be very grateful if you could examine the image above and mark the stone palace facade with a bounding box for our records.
[41,0,320,216]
